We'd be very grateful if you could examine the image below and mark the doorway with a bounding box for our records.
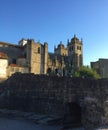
[64,102,82,127]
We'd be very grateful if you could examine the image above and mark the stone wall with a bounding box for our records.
[0,59,8,78]
[0,73,108,129]
[0,44,22,64]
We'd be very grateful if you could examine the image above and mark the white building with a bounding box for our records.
[0,52,8,78]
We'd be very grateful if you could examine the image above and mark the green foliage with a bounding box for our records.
[74,66,101,79]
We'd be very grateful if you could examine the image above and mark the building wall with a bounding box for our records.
[0,59,8,78]
[7,66,29,77]
[0,35,83,77]
[44,43,48,74]
[17,58,27,67]
[28,40,46,74]
[0,42,22,64]
[99,59,108,78]
[91,59,108,78]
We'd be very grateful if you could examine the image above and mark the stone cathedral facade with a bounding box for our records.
[0,35,83,78]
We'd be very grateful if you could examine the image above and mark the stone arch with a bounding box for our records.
[64,102,82,127]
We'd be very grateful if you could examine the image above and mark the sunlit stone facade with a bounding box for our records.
[0,35,83,78]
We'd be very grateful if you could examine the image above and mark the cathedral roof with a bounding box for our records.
[68,35,82,45]
[0,52,8,59]
[71,34,79,41]
[57,41,64,48]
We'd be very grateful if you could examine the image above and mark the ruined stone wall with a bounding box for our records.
[0,74,86,114]
[0,74,108,129]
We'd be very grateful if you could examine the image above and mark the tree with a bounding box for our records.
[74,66,101,79]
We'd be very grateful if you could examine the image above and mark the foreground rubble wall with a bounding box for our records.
[0,73,108,129]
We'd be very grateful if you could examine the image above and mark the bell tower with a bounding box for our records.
[67,35,83,71]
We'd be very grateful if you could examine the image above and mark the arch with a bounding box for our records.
[64,102,82,127]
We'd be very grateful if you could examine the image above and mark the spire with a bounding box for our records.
[81,38,83,43]
[67,39,69,44]
[60,41,62,44]
[67,39,70,46]
[54,45,56,51]
[74,34,76,38]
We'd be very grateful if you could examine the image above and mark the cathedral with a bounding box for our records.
[0,35,83,78]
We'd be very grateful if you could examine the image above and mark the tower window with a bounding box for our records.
[37,47,40,53]
[80,46,81,50]
[72,46,73,50]
[12,59,16,64]
[77,46,79,50]
[77,46,81,50]
[69,47,71,52]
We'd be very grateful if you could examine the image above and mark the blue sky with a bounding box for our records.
[0,0,108,65]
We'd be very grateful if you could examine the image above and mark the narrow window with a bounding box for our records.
[77,46,79,50]
[38,47,40,53]
[80,46,81,50]
[72,46,73,50]
[69,47,71,52]
[12,59,16,64]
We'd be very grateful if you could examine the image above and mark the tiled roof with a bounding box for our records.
[9,64,19,67]
[0,52,8,59]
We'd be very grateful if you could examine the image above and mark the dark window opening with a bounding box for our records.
[38,47,40,53]
[80,46,81,50]
[47,68,51,75]
[24,53,27,58]
[69,47,71,52]
[72,46,73,50]
[55,68,58,74]
[12,59,16,64]
[77,46,81,50]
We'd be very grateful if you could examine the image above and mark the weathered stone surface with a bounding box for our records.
[0,73,108,129]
